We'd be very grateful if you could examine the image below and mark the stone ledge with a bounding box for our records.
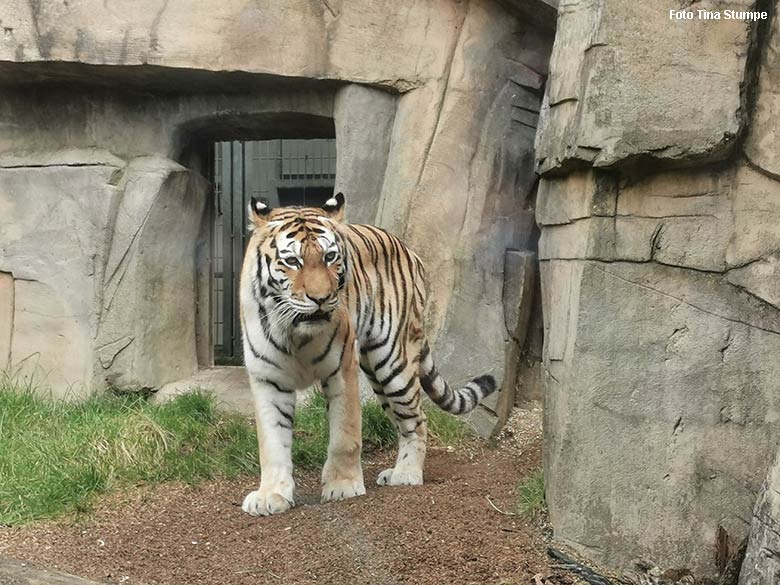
[0,148,125,169]
[0,558,102,585]
[0,0,464,92]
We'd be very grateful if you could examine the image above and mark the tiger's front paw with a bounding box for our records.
[377,467,423,486]
[242,488,294,516]
[321,478,366,503]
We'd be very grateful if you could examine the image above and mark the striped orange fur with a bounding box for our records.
[239,193,496,516]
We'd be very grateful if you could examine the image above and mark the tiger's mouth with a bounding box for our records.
[292,310,332,325]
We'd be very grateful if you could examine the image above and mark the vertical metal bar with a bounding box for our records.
[279,139,284,181]
[205,141,216,366]
[215,143,225,352]
[238,141,248,362]
[333,139,337,178]
[212,142,221,355]
[229,141,242,357]
[231,141,241,358]
[316,139,322,177]
[242,141,248,238]
[221,141,235,360]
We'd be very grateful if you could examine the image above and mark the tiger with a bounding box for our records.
[239,192,497,516]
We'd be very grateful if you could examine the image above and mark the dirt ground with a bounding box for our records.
[0,409,553,585]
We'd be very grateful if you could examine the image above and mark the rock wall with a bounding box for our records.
[0,151,209,397]
[0,0,461,93]
[383,0,551,392]
[0,151,123,395]
[0,0,554,398]
[95,157,209,391]
[740,447,780,585]
[538,0,780,578]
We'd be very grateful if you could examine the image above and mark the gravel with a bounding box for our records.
[0,409,547,585]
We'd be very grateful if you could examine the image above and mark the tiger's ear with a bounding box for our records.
[322,192,345,222]
[248,197,272,228]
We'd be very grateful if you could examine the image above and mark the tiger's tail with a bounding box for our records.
[417,341,497,415]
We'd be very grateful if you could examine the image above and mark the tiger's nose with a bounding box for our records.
[306,293,331,307]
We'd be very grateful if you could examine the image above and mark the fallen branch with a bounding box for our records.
[486,495,517,516]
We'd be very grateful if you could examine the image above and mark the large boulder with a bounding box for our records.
[536,0,780,576]
[539,165,780,577]
[535,0,757,174]
[0,150,124,397]
[0,151,209,398]
[94,157,209,391]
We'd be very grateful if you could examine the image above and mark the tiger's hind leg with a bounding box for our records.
[359,352,394,421]
[378,382,427,486]
[362,351,427,486]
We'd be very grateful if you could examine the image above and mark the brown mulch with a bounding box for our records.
[0,413,550,585]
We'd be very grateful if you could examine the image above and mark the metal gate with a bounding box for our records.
[212,139,337,363]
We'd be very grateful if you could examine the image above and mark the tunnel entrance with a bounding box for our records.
[211,138,338,364]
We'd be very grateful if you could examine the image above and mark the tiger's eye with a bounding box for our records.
[324,251,338,264]
[282,257,301,269]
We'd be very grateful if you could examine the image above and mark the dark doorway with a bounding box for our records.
[277,187,334,207]
[212,139,337,364]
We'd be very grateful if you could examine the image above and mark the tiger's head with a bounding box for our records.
[245,192,348,330]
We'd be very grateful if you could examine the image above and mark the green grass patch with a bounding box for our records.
[0,379,474,525]
[0,384,259,525]
[292,392,398,470]
[425,400,474,446]
[515,467,547,519]
[291,393,473,470]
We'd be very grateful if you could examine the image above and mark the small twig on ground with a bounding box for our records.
[486,495,517,516]
[234,568,281,578]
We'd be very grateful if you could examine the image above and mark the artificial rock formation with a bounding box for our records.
[0,151,208,396]
[538,0,780,578]
[536,0,757,174]
[0,0,554,400]
[740,447,780,585]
